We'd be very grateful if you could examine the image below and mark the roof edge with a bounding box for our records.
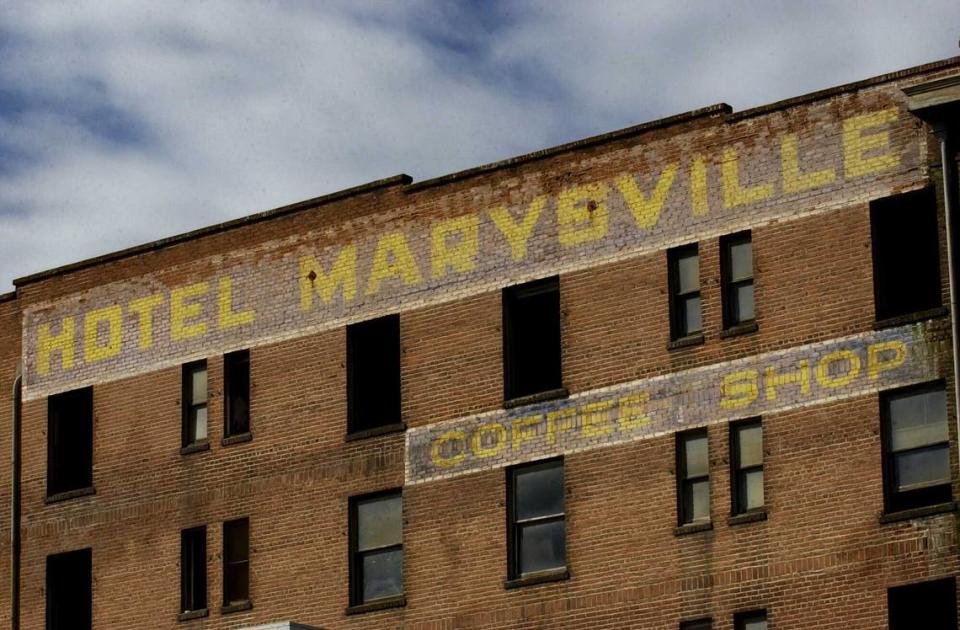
[0,291,15,304]
[13,174,412,287]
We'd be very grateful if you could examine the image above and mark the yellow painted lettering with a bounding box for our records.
[690,157,709,216]
[868,340,907,379]
[618,393,650,431]
[616,164,678,228]
[722,147,774,208]
[581,400,614,437]
[557,182,609,247]
[511,414,543,451]
[431,214,480,279]
[366,232,422,295]
[83,305,123,364]
[815,350,862,389]
[765,360,811,401]
[489,196,546,260]
[472,423,508,458]
[843,108,900,178]
[781,133,836,193]
[431,430,466,468]
[546,407,577,445]
[720,369,759,410]
[299,245,358,310]
[37,317,76,375]
[218,277,255,329]
[170,282,208,341]
[128,294,164,350]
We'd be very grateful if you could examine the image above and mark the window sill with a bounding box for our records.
[668,333,705,350]
[220,600,253,615]
[222,432,253,447]
[727,509,768,526]
[675,521,713,536]
[874,306,949,330]
[504,388,569,409]
[345,422,406,442]
[720,321,759,339]
[45,486,96,505]
[179,440,210,456]
[504,568,570,590]
[345,595,406,615]
[880,501,957,524]
[176,608,209,622]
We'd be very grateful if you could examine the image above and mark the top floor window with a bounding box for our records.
[224,350,250,438]
[182,361,208,448]
[503,277,563,401]
[347,315,401,436]
[871,188,942,321]
[47,387,93,498]
[669,244,702,340]
[721,231,755,328]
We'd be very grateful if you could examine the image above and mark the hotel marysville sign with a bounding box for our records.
[22,105,922,400]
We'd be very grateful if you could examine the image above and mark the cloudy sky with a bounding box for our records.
[0,1,957,291]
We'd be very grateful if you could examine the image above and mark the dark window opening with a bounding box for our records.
[721,231,755,327]
[47,387,93,497]
[350,490,403,605]
[508,458,566,579]
[889,577,957,630]
[669,245,702,339]
[347,315,401,434]
[503,277,562,400]
[734,610,768,630]
[882,382,952,513]
[223,518,250,606]
[677,429,710,525]
[182,361,208,447]
[46,548,91,630]
[680,619,713,630]
[224,350,250,437]
[181,526,207,613]
[871,187,942,320]
[731,419,764,515]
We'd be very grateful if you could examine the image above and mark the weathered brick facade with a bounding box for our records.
[2,57,960,629]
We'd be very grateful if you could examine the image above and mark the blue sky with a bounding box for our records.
[0,0,957,290]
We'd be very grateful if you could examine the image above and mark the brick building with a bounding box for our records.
[1,56,960,629]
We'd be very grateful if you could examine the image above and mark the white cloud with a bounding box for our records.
[0,0,956,290]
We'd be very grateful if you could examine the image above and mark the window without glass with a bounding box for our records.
[350,491,404,605]
[508,459,566,579]
[680,619,713,630]
[669,244,702,340]
[889,577,957,630]
[223,518,250,606]
[677,429,710,525]
[731,419,764,515]
[181,526,207,614]
[734,610,768,630]
[882,382,951,513]
[721,232,755,328]
[347,315,401,435]
[871,188,942,321]
[47,386,93,498]
[46,548,92,630]
[503,277,562,400]
[224,350,250,437]
[182,361,208,447]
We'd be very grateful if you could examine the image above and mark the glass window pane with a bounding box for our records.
[682,295,702,335]
[516,464,564,520]
[193,406,208,441]
[890,388,948,451]
[733,283,755,322]
[224,562,248,604]
[224,520,248,562]
[896,446,951,491]
[191,367,207,405]
[689,479,710,521]
[684,435,709,478]
[737,424,763,468]
[677,252,700,294]
[729,240,753,281]
[744,469,764,510]
[519,519,565,575]
[362,548,403,602]
[744,618,767,630]
[358,494,402,551]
